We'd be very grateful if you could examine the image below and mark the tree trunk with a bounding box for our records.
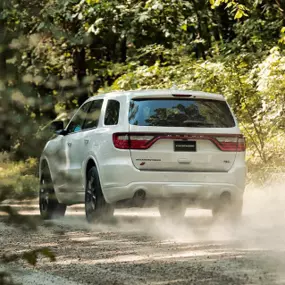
[217,6,235,42]
[73,47,88,106]
[0,2,7,79]
[0,1,11,151]
[193,0,206,59]
[120,36,127,63]
[275,0,285,26]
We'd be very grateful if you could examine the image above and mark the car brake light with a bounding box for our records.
[172,94,192,97]
[113,134,129,149]
[113,133,155,149]
[113,133,246,151]
[215,136,246,152]
[129,135,154,149]
[237,137,246,151]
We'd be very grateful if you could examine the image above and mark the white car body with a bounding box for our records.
[39,89,246,211]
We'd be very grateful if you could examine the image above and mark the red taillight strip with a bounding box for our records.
[113,133,246,151]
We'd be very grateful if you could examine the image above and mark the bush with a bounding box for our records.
[0,155,38,201]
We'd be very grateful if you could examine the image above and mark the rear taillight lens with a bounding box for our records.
[113,133,154,149]
[237,137,246,151]
[215,136,246,152]
[113,133,246,152]
[113,134,129,149]
[129,135,154,149]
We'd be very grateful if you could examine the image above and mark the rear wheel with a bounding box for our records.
[85,166,114,223]
[212,194,243,224]
[39,168,66,220]
[158,200,186,221]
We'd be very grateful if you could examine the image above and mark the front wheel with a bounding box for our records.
[85,166,114,223]
[39,170,66,220]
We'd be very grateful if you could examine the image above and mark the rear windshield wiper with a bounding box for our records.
[148,119,181,127]
[182,120,215,127]
[147,119,215,127]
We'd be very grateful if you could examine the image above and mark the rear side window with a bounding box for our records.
[82,99,103,130]
[129,99,235,128]
[104,100,120,125]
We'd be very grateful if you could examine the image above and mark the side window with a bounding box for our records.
[82,99,103,130]
[66,102,91,134]
[104,100,120,125]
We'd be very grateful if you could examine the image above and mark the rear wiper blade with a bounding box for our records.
[148,119,180,127]
[182,120,215,127]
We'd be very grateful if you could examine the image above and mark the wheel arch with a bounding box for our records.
[84,156,109,202]
[39,157,51,180]
[85,158,97,177]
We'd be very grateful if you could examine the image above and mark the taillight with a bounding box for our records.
[129,135,154,149]
[237,137,246,151]
[113,134,129,149]
[113,133,246,151]
[113,133,155,149]
[215,136,246,152]
[172,94,192,97]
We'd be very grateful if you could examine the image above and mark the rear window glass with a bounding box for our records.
[82,99,103,130]
[129,99,235,128]
[104,100,120,125]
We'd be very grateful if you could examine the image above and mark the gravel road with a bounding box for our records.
[1,185,285,285]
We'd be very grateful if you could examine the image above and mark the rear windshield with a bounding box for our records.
[129,98,235,128]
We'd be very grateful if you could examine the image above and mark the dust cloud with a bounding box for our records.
[141,182,285,250]
[3,182,285,284]
[55,181,285,252]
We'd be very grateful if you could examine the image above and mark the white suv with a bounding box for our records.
[39,89,246,222]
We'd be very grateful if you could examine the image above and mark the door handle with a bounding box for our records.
[84,139,89,144]
[67,142,72,147]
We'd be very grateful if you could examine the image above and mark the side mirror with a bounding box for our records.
[50,121,64,133]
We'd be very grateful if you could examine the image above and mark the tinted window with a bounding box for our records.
[82,99,103,130]
[129,99,235,128]
[104,100,120,125]
[66,102,91,133]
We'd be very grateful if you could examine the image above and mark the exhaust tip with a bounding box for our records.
[220,191,231,202]
[133,189,146,207]
[135,189,146,198]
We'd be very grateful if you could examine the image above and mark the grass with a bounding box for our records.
[0,153,39,201]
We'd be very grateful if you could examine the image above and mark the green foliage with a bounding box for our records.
[209,0,249,19]
[108,45,285,182]
[0,0,284,183]
[0,156,38,200]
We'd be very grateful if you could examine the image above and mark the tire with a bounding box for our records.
[158,200,186,221]
[212,195,243,224]
[85,166,114,223]
[39,168,66,220]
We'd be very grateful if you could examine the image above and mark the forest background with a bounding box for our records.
[1,0,285,201]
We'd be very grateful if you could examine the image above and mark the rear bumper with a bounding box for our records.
[104,181,243,206]
[102,163,246,205]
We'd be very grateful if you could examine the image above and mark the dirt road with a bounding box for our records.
[1,186,285,285]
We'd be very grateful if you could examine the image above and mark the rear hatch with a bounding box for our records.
[113,92,245,172]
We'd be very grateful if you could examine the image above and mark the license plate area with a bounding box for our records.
[174,141,196,152]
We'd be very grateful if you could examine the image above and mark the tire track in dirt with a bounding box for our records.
[2,185,285,284]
